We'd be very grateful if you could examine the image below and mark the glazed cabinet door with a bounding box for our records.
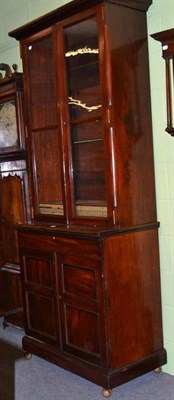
[58,8,116,226]
[58,254,107,366]
[20,247,60,348]
[21,8,117,227]
[21,29,65,222]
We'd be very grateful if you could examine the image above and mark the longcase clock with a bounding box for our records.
[0,65,30,328]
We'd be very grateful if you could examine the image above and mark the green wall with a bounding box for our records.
[148,0,174,375]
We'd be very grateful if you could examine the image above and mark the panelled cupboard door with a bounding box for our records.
[20,6,117,227]
[20,245,108,365]
[20,247,60,348]
[58,254,107,366]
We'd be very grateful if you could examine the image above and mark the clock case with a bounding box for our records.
[0,72,29,328]
[0,73,26,157]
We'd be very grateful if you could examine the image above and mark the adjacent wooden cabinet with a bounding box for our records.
[151,28,174,136]
[0,72,29,328]
[9,0,167,396]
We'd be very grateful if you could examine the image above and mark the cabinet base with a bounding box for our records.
[22,336,167,390]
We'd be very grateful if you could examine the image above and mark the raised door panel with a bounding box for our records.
[58,254,107,366]
[21,248,60,348]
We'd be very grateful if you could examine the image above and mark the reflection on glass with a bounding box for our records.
[72,121,106,201]
[71,121,107,217]
[27,36,57,129]
[27,35,64,217]
[33,129,64,217]
[0,101,18,148]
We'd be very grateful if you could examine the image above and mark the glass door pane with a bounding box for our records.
[33,129,64,216]
[27,36,57,129]
[0,100,18,149]
[64,17,107,218]
[26,34,64,217]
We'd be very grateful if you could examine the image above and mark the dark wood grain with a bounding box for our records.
[18,226,166,388]
[12,0,166,394]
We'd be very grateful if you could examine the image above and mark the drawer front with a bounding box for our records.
[18,232,101,260]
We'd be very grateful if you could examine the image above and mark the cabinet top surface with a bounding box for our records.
[15,222,159,239]
[151,28,174,43]
[9,0,152,41]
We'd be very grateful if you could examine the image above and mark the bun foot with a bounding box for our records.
[102,388,112,398]
[24,352,32,360]
[154,367,162,374]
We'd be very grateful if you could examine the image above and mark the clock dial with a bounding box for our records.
[0,101,18,148]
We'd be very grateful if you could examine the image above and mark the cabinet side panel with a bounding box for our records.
[105,3,156,226]
[103,229,164,369]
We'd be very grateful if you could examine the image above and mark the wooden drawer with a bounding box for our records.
[18,232,101,260]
